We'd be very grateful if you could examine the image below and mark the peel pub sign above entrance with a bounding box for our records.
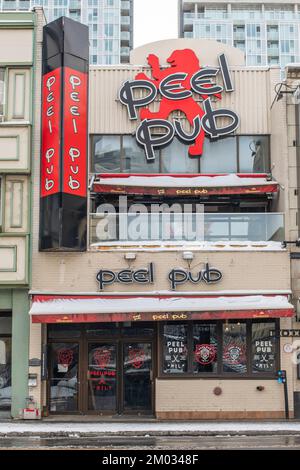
[96,262,222,291]
[119,50,239,162]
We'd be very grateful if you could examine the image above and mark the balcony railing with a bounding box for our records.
[121,31,130,41]
[69,0,81,10]
[2,1,17,10]
[89,212,284,246]
[121,16,130,25]
[121,1,130,11]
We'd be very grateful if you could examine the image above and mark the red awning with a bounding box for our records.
[29,294,294,323]
[92,173,278,197]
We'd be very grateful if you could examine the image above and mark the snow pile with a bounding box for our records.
[96,174,276,188]
[29,295,293,316]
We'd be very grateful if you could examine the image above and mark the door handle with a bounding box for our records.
[150,369,153,382]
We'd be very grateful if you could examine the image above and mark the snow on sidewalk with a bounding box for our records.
[0,421,300,435]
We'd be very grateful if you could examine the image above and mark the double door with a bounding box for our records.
[49,339,153,415]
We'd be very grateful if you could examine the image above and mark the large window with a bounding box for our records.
[0,313,12,411]
[161,320,278,377]
[91,135,270,174]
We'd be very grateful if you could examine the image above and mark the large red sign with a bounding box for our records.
[63,67,88,198]
[41,68,61,198]
[119,50,239,161]
[40,18,89,251]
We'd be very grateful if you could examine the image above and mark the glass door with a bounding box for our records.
[123,342,153,413]
[87,343,117,412]
[49,343,79,413]
[0,337,11,411]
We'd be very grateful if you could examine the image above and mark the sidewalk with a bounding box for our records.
[1,420,300,437]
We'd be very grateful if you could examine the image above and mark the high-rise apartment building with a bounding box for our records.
[0,0,133,64]
[179,1,300,68]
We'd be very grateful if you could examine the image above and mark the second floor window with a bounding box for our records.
[91,135,270,175]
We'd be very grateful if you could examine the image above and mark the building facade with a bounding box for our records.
[0,0,133,65]
[0,9,43,418]
[25,13,300,418]
[179,1,300,69]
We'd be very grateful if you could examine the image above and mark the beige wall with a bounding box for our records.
[0,20,34,283]
[89,67,272,136]
[0,29,33,64]
[31,249,290,294]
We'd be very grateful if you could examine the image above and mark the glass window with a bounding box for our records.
[0,68,4,116]
[0,313,12,411]
[92,135,121,173]
[222,322,247,374]
[123,136,159,173]
[200,137,237,173]
[49,343,79,412]
[193,324,218,373]
[163,324,188,374]
[161,320,279,377]
[0,337,11,410]
[252,322,276,373]
[48,324,81,339]
[161,138,199,173]
[88,343,117,411]
[239,136,269,172]
[91,135,270,175]
[0,315,11,335]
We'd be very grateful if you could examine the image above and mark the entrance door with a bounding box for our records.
[87,342,117,413]
[49,342,79,413]
[123,342,152,413]
[47,323,156,416]
[86,341,153,414]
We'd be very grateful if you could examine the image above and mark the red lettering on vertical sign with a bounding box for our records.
[63,67,87,198]
[41,68,61,198]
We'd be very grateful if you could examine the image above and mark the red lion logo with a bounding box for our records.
[93,348,111,369]
[128,348,145,369]
[57,348,73,367]
[135,49,222,157]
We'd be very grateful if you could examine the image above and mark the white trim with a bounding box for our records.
[29,289,292,297]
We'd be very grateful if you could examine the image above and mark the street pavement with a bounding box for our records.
[0,434,300,449]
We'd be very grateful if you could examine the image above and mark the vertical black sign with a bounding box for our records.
[40,17,89,251]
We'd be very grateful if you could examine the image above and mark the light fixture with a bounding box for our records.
[182,251,194,261]
[124,252,136,261]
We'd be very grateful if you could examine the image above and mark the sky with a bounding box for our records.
[134,0,179,48]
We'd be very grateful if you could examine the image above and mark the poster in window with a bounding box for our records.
[163,324,188,374]
[193,324,218,373]
[252,322,276,373]
[223,323,247,374]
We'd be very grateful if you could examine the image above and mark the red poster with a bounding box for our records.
[40,68,61,198]
[63,67,87,197]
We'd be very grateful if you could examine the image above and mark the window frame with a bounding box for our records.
[90,134,271,175]
[0,67,6,118]
[158,319,280,379]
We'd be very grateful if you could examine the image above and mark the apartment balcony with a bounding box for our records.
[267,47,280,56]
[121,30,130,44]
[69,0,81,11]
[233,32,246,41]
[121,46,130,56]
[89,212,284,246]
[121,0,130,14]
[121,15,130,30]
[267,32,279,41]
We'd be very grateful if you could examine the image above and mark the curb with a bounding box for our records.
[1,430,300,438]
